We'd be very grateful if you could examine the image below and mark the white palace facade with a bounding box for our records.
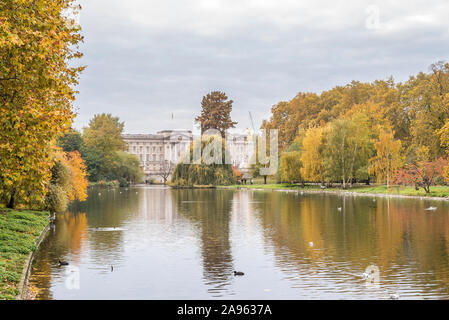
[123,130,254,182]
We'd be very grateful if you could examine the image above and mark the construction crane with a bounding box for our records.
[248,111,256,134]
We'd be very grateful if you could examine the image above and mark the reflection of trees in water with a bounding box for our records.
[29,211,88,299]
[73,186,141,227]
[252,191,449,296]
[30,187,143,299]
[171,189,235,295]
[71,187,145,267]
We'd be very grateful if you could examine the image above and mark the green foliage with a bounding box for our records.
[81,145,105,182]
[113,151,144,185]
[316,115,372,187]
[0,209,49,300]
[280,151,302,183]
[80,113,142,184]
[45,184,69,213]
[171,138,234,186]
[57,129,83,153]
[50,160,71,190]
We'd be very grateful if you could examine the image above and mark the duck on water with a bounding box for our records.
[58,260,69,266]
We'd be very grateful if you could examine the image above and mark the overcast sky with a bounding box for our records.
[72,0,449,134]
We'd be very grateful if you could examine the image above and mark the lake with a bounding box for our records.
[28,186,449,299]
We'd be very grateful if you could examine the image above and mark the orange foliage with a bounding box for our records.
[65,151,88,201]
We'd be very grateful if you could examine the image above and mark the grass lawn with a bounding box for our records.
[219,183,449,198]
[0,209,49,300]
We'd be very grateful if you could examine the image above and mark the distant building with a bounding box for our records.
[123,130,254,182]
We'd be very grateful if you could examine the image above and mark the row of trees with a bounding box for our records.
[58,114,144,187]
[264,62,449,192]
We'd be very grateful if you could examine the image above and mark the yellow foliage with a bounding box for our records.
[369,129,403,186]
[300,127,326,182]
[65,151,88,202]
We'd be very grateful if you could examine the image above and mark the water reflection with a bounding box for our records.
[171,189,235,296]
[28,187,449,299]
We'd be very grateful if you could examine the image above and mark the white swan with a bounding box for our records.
[425,207,437,211]
[389,293,400,300]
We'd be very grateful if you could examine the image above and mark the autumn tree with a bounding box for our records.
[261,93,320,152]
[195,91,237,138]
[369,129,403,187]
[66,151,88,202]
[0,0,84,208]
[45,149,88,212]
[280,151,302,184]
[324,116,372,188]
[300,127,327,184]
[393,158,448,193]
[82,114,126,181]
[403,62,449,160]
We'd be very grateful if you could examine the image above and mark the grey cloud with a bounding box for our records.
[72,0,449,133]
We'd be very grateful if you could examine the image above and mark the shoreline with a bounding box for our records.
[217,185,449,202]
[16,223,50,300]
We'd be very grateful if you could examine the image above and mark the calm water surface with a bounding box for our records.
[29,186,449,299]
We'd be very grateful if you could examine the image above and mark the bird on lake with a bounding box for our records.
[234,271,245,276]
[362,272,371,280]
[58,260,69,266]
[337,207,342,211]
[389,293,400,300]
[425,206,437,211]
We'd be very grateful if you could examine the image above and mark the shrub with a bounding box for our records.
[45,184,68,213]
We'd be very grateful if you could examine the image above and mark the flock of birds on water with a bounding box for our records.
[54,192,443,300]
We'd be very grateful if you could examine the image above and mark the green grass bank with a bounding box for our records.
[218,184,449,199]
[0,209,49,300]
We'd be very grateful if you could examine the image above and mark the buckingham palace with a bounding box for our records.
[123,130,254,182]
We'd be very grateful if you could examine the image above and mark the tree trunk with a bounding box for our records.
[264,176,267,184]
[386,172,389,189]
[7,191,15,209]
[341,132,346,190]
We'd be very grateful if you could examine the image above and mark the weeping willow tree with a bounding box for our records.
[171,135,234,186]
